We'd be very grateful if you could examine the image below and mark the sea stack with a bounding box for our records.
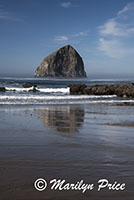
[34,45,87,77]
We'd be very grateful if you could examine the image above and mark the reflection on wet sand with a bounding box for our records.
[35,106,84,133]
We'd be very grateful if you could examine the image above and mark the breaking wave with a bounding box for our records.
[0,78,133,106]
[0,94,117,100]
[0,99,134,105]
[5,87,70,93]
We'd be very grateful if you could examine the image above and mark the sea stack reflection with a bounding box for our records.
[35,106,85,133]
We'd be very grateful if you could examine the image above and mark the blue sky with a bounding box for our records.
[0,0,134,77]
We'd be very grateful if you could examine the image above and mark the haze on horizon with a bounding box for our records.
[0,0,134,78]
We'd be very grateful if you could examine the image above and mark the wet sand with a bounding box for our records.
[0,104,134,200]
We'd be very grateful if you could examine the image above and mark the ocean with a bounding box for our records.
[0,77,134,105]
[0,77,134,199]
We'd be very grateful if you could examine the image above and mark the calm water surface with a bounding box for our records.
[0,104,134,199]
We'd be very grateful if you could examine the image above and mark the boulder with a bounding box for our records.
[0,87,6,92]
[22,83,37,88]
[34,45,87,77]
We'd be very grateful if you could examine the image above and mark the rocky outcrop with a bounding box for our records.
[0,87,6,92]
[34,45,87,77]
[22,83,37,88]
[69,84,87,94]
[69,83,134,98]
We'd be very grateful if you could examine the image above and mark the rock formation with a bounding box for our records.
[0,87,6,92]
[69,83,134,98]
[34,45,87,77]
[22,83,37,88]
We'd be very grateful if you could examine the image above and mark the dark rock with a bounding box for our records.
[34,45,87,77]
[23,83,37,88]
[0,87,6,92]
[33,87,38,92]
[84,85,114,95]
[69,83,134,98]
[70,84,87,94]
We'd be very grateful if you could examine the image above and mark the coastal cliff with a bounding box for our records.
[34,45,87,77]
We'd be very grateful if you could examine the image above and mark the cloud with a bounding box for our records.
[0,6,9,20]
[98,18,134,37]
[61,2,71,8]
[72,31,89,37]
[0,5,21,21]
[98,38,126,58]
[98,2,134,58]
[55,36,69,42]
[117,2,134,15]
[54,30,89,43]
[98,19,127,37]
[61,1,79,8]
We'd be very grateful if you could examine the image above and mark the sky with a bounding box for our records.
[0,0,134,77]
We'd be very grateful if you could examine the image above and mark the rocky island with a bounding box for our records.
[34,45,87,77]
